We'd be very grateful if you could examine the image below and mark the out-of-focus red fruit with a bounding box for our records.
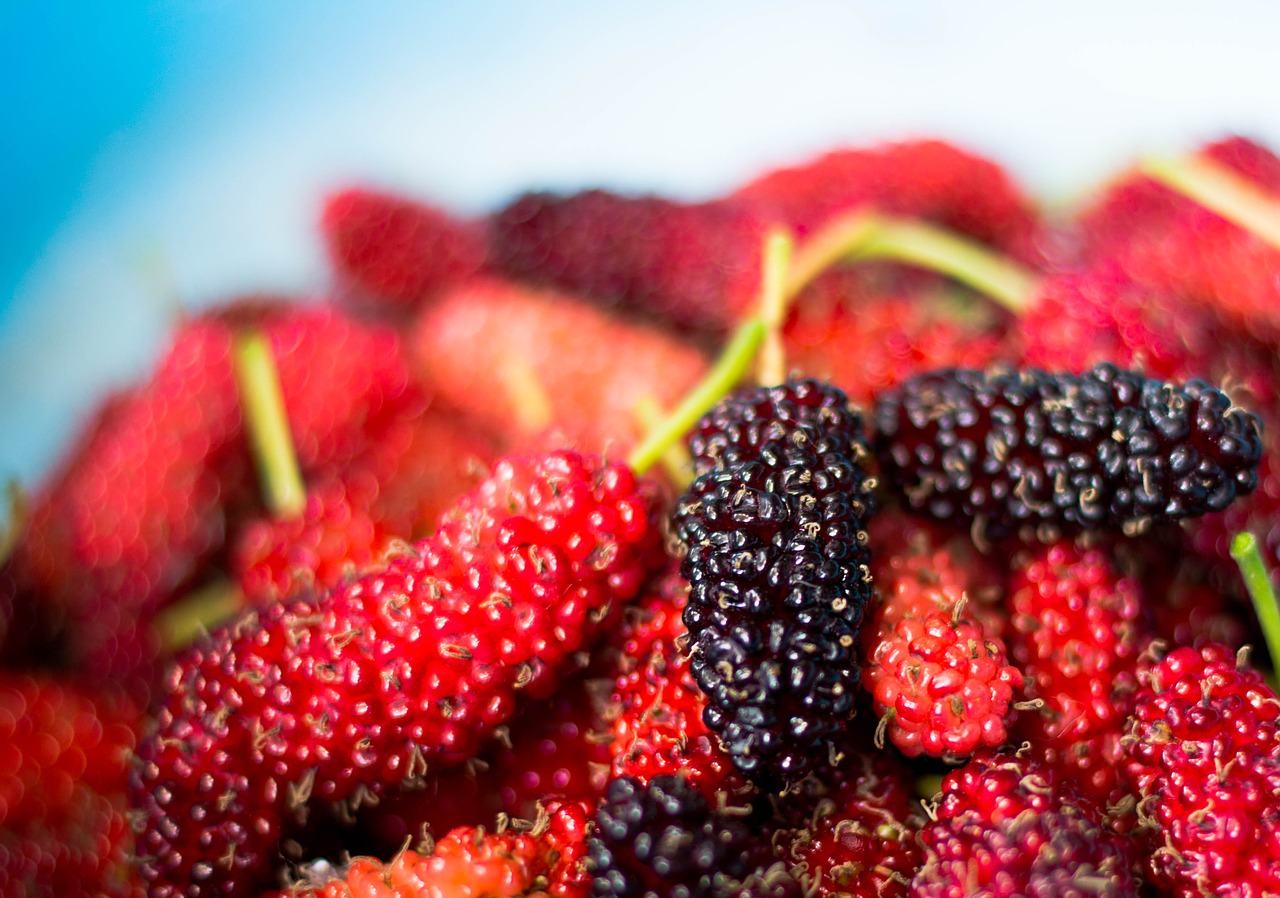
[488,140,1044,334]
[232,478,389,605]
[0,673,142,898]
[733,138,1045,263]
[321,186,486,314]
[1073,135,1280,261]
[412,277,709,455]
[488,190,771,332]
[346,408,499,541]
[1,317,251,692]
[785,275,1009,408]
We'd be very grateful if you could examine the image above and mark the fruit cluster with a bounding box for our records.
[3,136,1280,897]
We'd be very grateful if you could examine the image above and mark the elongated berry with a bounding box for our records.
[131,451,662,897]
[606,568,743,800]
[1006,541,1149,815]
[674,379,875,784]
[321,186,485,313]
[875,363,1263,542]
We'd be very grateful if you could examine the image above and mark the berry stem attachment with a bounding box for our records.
[756,228,795,387]
[1230,531,1280,681]
[627,318,765,475]
[233,332,307,518]
[786,211,1038,314]
[1142,155,1280,251]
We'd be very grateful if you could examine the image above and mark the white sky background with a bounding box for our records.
[3,0,1280,483]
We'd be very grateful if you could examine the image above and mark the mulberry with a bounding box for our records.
[674,379,875,784]
[874,363,1263,542]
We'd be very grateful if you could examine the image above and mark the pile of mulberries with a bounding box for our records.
[7,134,1280,898]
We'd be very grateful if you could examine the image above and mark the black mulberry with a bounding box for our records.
[674,379,876,785]
[586,774,753,898]
[874,363,1263,542]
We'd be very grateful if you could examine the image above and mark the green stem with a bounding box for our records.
[234,332,307,518]
[155,580,244,650]
[0,481,24,568]
[1143,155,1280,252]
[757,228,795,387]
[784,210,1038,314]
[851,218,1038,314]
[785,211,882,299]
[1230,531,1280,682]
[632,394,694,489]
[628,318,766,475]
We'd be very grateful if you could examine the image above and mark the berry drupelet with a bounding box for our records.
[874,363,1263,542]
[673,379,876,785]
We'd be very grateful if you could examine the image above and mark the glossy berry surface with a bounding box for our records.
[587,775,753,898]
[130,451,662,897]
[875,363,1263,541]
[674,379,875,784]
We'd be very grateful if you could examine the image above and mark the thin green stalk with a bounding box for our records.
[785,211,882,299]
[1143,155,1280,252]
[851,218,1038,314]
[0,481,24,568]
[784,210,1039,314]
[757,228,795,387]
[155,580,244,650]
[628,318,765,475]
[234,332,307,518]
[632,394,694,489]
[1231,531,1280,685]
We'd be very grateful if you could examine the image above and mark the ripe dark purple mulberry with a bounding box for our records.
[674,379,876,785]
[874,363,1262,542]
[586,774,753,898]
